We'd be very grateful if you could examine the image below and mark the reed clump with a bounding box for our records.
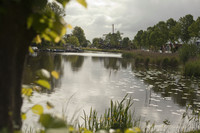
[82,95,138,132]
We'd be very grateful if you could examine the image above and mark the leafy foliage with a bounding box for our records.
[178,44,200,63]
[133,14,200,51]
[72,26,87,47]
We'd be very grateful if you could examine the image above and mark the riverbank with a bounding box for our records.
[82,47,123,53]
[122,50,179,68]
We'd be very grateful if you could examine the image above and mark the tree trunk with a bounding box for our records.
[0,2,34,132]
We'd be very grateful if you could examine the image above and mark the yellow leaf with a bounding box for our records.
[29,46,34,54]
[41,33,51,41]
[51,71,59,79]
[21,113,27,120]
[76,0,87,8]
[32,104,44,115]
[35,80,51,90]
[27,16,33,29]
[55,36,61,43]
[35,35,42,44]
[67,24,73,29]
[46,102,54,109]
[22,88,33,96]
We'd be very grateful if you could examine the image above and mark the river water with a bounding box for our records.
[22,51,200,132]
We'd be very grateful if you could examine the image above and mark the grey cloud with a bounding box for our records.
[65,0,200,41]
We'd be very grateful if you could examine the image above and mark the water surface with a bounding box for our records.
[22,52,200,132]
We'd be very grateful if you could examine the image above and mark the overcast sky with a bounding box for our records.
[64,0,200,41]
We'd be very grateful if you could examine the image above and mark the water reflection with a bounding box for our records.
[91,56,200,111]
[23,52,64,92]
[64,55,84,72]
[22,52,200,132]
[24,52,200,111]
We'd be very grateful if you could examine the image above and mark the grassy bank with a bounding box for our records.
[122,50,179,68]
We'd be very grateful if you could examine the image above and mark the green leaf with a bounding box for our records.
[56,0,70,7]
[39,114,67,129]
[76,0,87,8]
[21,113,27,120]
[51,71,59,79]
[35,35,42,44]
[67,24,73,29]
[32,104,44,115]
[29,46,34,54]
[22,88,33,97]
[35,80,51,90]
[27,16,33,29]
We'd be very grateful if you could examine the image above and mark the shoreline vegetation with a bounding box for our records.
[35,45,200,77]
[82,45,200,78]
[24,95,200,133]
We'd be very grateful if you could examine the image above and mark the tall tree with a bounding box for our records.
[92,38,100,47]
[134,30,143,48]
[0,0,86,132]
[179,14,194,43]
[155,21,169,44]
[188,17,200,40]
[72,26,87,47]
[105,31,122,49]
[167,18,178,43]
[66,36,80,47]
[122,37,131,49]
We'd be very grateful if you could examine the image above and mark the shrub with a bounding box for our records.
[169,57,179,67]
[178,44,200,63]
[184,59,200,77]
[162,58,169,67]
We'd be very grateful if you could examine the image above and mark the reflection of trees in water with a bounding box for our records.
[103,58,120,70]
[64,55,84,72]
[23,52,63,92]
[92,57,125,70]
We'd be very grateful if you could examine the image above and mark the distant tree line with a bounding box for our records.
[133,14,200,51]
[92,31,136,50]
[38,14,200,51]
[92,14,200,51]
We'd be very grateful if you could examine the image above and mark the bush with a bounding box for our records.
[184,59,200,77]
[169,57,179,67]
[178,44,200,63]
[162,58,169,67]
